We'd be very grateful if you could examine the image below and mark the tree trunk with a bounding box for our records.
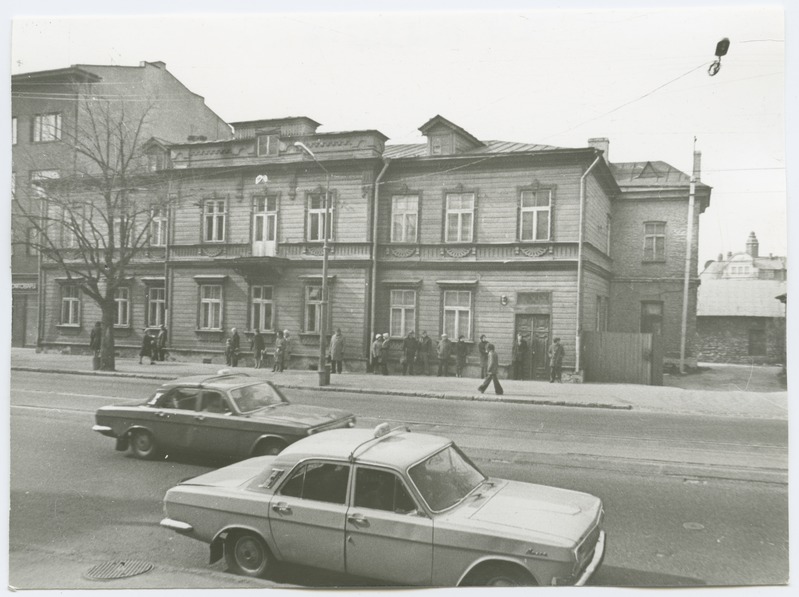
[100,300,117,371]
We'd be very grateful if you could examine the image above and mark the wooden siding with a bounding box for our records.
[584,173,612,254]
[583,331,663,385]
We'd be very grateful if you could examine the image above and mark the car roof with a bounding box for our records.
[160,373,263,391]
[277,428,451,470]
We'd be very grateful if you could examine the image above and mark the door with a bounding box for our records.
[253,196,277,257]
[268,461,349,573]
[187,390,241,456]
[532,315,551,379]
[513,314,534,380]
[345,467,433,585]
[148,387,200,452]
[11,294,26,347]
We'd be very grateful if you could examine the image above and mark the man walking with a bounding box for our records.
[477,343,504,395]
[401,331,417,375]
[329,328,345,374]
[437,333,452,377]
[477,334,488,378]
[548,337,565,383]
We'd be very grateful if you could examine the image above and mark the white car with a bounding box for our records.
[161,424,605,587]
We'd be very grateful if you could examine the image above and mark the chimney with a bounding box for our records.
[727,251,733,259]
[587,138,609,163]
[717,253,723,262]
[746,231,759,258]
[692,151,702,182]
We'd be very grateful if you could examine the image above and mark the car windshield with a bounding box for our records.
[229,382,287,413]
[408,443,486,512]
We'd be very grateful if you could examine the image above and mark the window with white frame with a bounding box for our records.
[257,134,280,157]
[304,285,323,333]
[390,289,416,337]
[147,287,166,327]
[199,285,223,330]
[253,195,277,243]
[445,193,474,243]
[443,290,472,339]
[12,117,17,145]
[114,287,131,327]
[519,189,552,241]
[32,113,62,143]
[251,285,274,332]
[643,222,666,261]
[391,195,419,243]
[151,207,167,246]
[60,285,80,326]
[307,193,330,242]
[203,199,226,242]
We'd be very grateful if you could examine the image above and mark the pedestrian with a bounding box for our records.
[381,333,391,375]
[139,329,155,365]
[329,328,345,374]
[416,330,432,375]
[272,330,285,372]
[89,321,102,370]
[371,334,384,375]
[281,330,292,370]
[437,333,452,377]
[511,332,529,380]
[157,324,168,362]
[548,337,565,383]
[251,328,265,369]
[477,343,504,395]
[456,335,468,377]
[477,334,489,378]
[229,327,240,367]
[401,330,417,375]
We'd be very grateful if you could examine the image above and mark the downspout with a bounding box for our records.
[680,173,697,373]
[368,159,391,360]
[575,153,602,373]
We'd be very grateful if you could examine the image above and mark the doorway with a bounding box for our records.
[514,314,550,380]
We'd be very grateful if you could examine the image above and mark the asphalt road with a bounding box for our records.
[8,371,789,588]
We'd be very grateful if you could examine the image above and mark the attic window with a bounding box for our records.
[257,134,280,157]
[430,134,452,156]
[147,151,167,172]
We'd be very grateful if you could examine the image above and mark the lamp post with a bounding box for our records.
[294,141,331,386]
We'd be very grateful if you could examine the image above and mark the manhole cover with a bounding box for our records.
[683,522,705,531]
[85,560,154,580]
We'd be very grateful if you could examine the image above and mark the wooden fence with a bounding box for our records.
[582,331,663,386]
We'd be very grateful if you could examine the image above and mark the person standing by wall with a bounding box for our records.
[229,327,241,367]
[477,343,504,394]
[272,330,284,372]
[548,337,565,383]
[455,335,468,377]
[281,330,292,370]
[416,331,432,375]
[90,322,102,370]
[437,333,452,377]
[139,329,155,365]
[329,328,345,374]
[371,333,384,375]
[381,333,391,375]
[511,332,529,380]
[401,331,417,375]
[251,328,265,369]
[157,324,168,362]
[477,334,488,378]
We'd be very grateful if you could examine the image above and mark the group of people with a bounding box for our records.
[136,324,168,365]
[224,327,294,372]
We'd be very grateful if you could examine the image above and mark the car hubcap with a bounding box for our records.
[134,433,151,453]
[236,537,264,572]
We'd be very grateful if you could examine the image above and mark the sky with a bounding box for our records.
[5,1,791,270]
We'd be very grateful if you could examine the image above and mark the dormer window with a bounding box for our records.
[430,134,452,156]
[257,134,280,157]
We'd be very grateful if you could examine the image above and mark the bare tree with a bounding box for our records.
[14,87,173,370]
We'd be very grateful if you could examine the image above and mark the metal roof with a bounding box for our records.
[384,139,566,159]
[697,279,787,317]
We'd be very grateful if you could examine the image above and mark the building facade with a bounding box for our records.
[12,61,232,347]
[35,113,711,379]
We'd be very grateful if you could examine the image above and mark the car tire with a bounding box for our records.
[129,429,158,460]
[253,439,286,457]
[225,531,274,578]
[467,563,535,587]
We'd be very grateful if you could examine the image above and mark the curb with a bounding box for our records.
[11,366,630,411]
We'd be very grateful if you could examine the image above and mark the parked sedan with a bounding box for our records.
[93,371,356,460]
[160,424,605,587]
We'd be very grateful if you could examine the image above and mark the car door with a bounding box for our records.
[268,460,349,573]
[149,387,200,452]
[186,390,242,457]
[345,466,433,585]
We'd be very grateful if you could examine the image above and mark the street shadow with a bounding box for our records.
[590,564,707,587]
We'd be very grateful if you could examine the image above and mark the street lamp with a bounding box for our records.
[294,141,331,386]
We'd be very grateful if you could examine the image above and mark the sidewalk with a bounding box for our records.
[10,348,788,420]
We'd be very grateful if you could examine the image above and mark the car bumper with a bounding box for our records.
[160,517,194,534]
[573,530,606,586]
[92,424,115,437]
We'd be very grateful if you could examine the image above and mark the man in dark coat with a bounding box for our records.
[548,337,565,383]
[157,324,168,362]
[371,334,385,375]
[477,334,489,378]
[477,343,504,394]
[90,322,102,370]
[437,334,452,377]
[139,330,155,365]
[229,327,240,367]
[251,328,265,369]
[272,330,285,372]
[416,331,432,375]
[511,333,529,380]
[455,335,468,377]
[401,331,417,375]
[328,328,345,374]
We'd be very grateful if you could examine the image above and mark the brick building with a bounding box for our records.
[34,112,711,379]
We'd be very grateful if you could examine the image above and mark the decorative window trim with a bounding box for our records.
[436,279,478,288]
[442,189,477,243]
[302,284,324,334]
[113,286,132,329]
[202,197,227,243]
[390,194,420,244]
[58,282,81,327]
[252,193,279,245]
[389,288,417,338]
[150,207,168,247]
[305,189,336,243]
[145,285,167,329]
[198,283,224,331]
[517,186,554,242]
[250,284,275,333]
[257,133,280,157]
[441,288,473,340]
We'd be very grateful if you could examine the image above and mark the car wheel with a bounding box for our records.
[253,439,286,457]
[129,429,158,460]
[225,531,273,578]
[468,564,534,587]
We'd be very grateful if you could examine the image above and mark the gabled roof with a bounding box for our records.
[697,279,787,317]
[610,161,711,189]
[418,114,485,148]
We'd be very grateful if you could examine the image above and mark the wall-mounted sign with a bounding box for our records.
[12,282,37,291]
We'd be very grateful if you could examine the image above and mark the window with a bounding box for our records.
[748,327,766,356]
[391,195,418,243]
[307,192,330,242]
[443,290,472,339]
[519,189,551,241]
[257,134,280,157]
[151,208,167,246]
[32,113,62,143]
[390,289,416,337]
[60,285,80,326]
[643,222,666,261]
[445,193,474,243]
[203,199,226,242]
[304,285,323,333]
[280,461,350,505]
[199,285,223,330]
[640,301,663,335]
[430,134,452,156]
[354,468,417,514]
[30,169,60,198]
[253,195,277,242]
[12,117,17,145]
[147,287,166,328]
[252,285,274,332]
[114,287,131,327]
